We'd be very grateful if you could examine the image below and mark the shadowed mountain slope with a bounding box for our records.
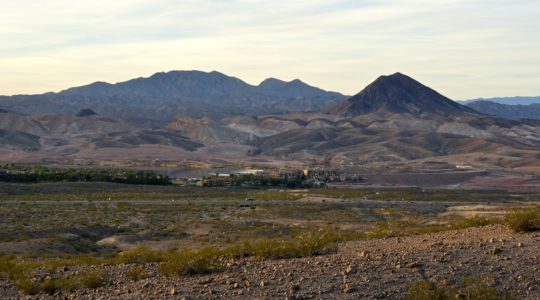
[328,72,476,117]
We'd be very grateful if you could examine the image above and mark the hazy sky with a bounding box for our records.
[1,0,539,99]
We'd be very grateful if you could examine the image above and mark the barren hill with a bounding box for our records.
[328,72,476,117]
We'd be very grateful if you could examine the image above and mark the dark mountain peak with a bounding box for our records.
[151,70,248,88]
[76,108,97,117]
[329,72,476,117]
[382,71,407,78]
[258,77,339,98]
[371,72,424,89]
[259,77,286,87]
[86,81,110,86]
[150,70,227,78]
[209,70,227,76]
[61,81,112,94]
[0,108,8,113]
[288,79,313,89]
[259,77,309,88]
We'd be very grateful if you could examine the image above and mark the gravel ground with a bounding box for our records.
[2,224,539,299]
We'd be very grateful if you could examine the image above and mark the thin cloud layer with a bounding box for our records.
[0,0,539,98]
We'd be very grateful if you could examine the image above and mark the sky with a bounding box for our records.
[0,0,539,99]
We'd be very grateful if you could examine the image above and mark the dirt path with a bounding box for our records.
[2,224,539,299]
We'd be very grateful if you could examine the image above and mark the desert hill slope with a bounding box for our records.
[0,110,203,154]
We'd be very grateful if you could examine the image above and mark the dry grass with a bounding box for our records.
[406,277,515,300]
[505,208,539,232]
[126,265,149,281]
[79,270,106,289]
[158,247,223,276]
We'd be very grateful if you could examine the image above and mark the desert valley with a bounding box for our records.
[1,71,540,189]
[2,1,540,298]
[1,70,540,299]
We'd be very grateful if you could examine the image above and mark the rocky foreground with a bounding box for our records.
[1,224,539,299]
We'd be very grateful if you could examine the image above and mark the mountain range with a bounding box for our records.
[0,71,346,127]
[1,71,539,174]
[465,101,540,121]
[461,96,540,106]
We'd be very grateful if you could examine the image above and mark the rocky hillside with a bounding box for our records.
[1,225,538,299]
[167,115,251,145]
[467,100,540,121]
[0,110,203,153]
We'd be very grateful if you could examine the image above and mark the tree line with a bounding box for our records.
[0,165,171,185]
[228,173,309,188]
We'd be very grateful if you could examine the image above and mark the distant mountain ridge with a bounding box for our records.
[0,70,347,126]
[461,96,540,106]
[466,100,540,121]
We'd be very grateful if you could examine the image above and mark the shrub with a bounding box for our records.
[115,247,166,264]
[406,277,515,300]
[364,216,501,241]
[159,247,222,277]
[226,230,350,259]
[460,276,511,300]
[0,256,16,275]
[41,278,61,295]
[78,270,105,289]
[14,278,40,295]
[126,265,148,281]
[249,234,336,259]
[505,208,539,232]
[405,280,448,300]
[450,215,498,229]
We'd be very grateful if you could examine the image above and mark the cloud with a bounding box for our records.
[0,0,538,98]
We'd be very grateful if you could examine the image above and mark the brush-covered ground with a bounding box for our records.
[0,182,539,299]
